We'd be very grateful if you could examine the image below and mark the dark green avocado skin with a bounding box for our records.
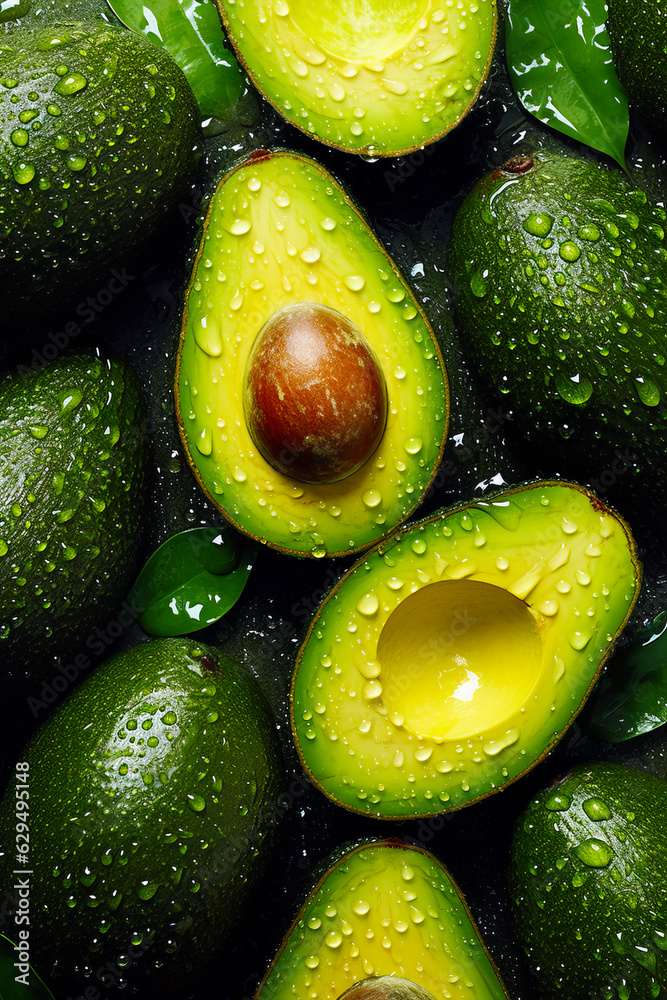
[0,350,147,678]
[0,637,285,996]
[448,150,667,519]
[510,761,667,1000]
[0,19,202,323]
[607,0,667,136]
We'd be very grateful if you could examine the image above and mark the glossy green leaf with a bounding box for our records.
[0,935,55,1000]
[505,0,629,168]
[106,0,244,123]
[585,611,667,742]
[128,526,255,637]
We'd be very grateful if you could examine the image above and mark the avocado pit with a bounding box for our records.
[243,301,388,484]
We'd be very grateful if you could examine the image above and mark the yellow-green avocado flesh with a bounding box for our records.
[215,0,497,156]
[255,839,509,1000]
[290,481,640,817]
[175,150,449,558]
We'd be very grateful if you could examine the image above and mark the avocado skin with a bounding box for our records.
[0,350,147,676]
[448,150,667,515]
[509,761,667,999]
[607,0,667,136]
[0,637,285,995]
[0,20,201,324]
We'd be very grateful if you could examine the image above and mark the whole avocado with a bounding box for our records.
[0,349,147,679]
[0,637,285,995]
[447,149,667,525]
[510,761,667,999]
[0,19,201,323]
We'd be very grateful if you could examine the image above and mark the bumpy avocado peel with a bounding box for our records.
[0,19,201,321]
[0,637,285,994]
[0,350,147,673]
[448,149,667,505]
[291,480,641,818]
[510,760,667,999]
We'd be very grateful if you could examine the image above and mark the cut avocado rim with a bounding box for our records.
[174,148,450,559]
[254,837,510,1000]
[289,479,642,818]
[214,0,498,157]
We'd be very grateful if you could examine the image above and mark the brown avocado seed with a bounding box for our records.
[243,301,388,484]
[337,977,438,1000]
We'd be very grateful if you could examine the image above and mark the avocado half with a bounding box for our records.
[256,839,509,1000]
[290,481,641,818]
[175,150,449,558]
[214,0,497,156]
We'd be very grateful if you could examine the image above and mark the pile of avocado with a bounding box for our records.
[1,0,667,998]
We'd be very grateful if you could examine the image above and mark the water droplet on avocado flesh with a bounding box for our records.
[448,149,667,509]
[175,150,449,558]
[244,301,388,484]
[290,481,640,818]
[218,0,497,155]
[255,840,508,1000]
[0,638,284,991]
[509,762,667,1000]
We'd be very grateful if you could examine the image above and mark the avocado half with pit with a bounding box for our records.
[214,0,497,156]
[175,150,449,559]
[290,481,641,818]
[256,839,509,1000]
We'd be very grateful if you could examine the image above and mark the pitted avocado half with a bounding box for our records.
[255,839,509,1000]
[290,481,640,818]
[175,150,449,558]
[214,0,497,156]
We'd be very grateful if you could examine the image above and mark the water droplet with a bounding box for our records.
[362,489,382,508]
[137,881,158,900]
[483,729,520,756]
[404,437,423,455]
[577,224,600,241]
[555,372,593,404]
[228,218,251,235]
[12,161,35,184]
[10,128,28,147]
[67,153,87,171]
[635,375,661,406]
[523,213,554,237]
[345,275,365,291]
[356,593,379,616]
[559,241,581,262]
[300,247,321,264]
[573,838,614,868]
[470,270,488,297]
[187,794,206,812]
[583,797,612,822]
[545,792,571,811]
[325,931,342,948]
[352,899,370,916]
[54,72,87,96]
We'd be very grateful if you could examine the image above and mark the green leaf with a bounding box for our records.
[128,526,255,637]
[106,0,244,124]
[505,0,630,168]
[585,611,667,742]
[0,934,55,999]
